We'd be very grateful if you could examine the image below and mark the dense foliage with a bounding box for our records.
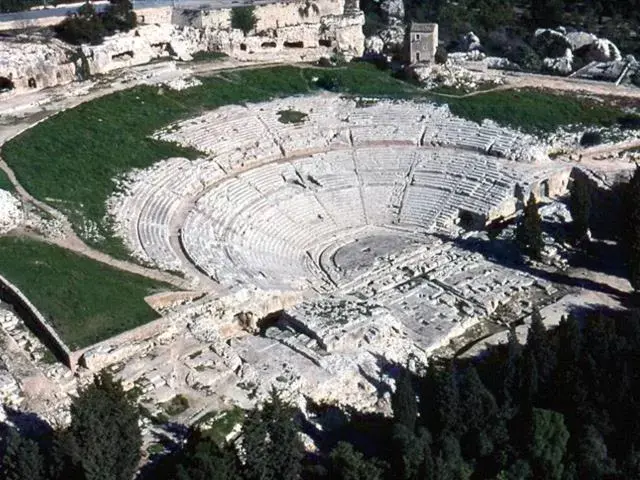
[55,0,136,45]
[623,167,640,291]
[1,371,141,480]
[4,304,640,479]
[230,6,257,36]
[361,0,640,62]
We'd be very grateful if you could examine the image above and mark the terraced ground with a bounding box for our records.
[1,63,633,260]
[0,237,172,350]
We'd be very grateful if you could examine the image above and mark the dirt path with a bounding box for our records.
[0,157,195,291]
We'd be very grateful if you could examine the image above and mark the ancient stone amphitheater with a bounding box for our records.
[97,92,571,411]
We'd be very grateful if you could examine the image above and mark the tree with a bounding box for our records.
[390,424,432,480]
[55,2,106,45]
[434,46,448,64]
[569,175,591,243]
[622,167,640,291]
[64,371,141,480]
[526,308,556,393]
[231,6,258,35]
[516,192,544,260]
[528,409,570,480]
[392,370,418,432]
[102,0,137,33]
[1,428,45,480]
[328,442,384,480]
[242,389,304,480]
[459,367,498,458]
[161,429,240,480]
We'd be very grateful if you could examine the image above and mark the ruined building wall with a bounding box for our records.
[0,0,364,95]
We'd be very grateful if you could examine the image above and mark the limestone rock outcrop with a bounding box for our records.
[532,28,621,73]
[0,34,77,93]
[0,190,23,234]
[543,48,573,75]
[364,0,405,57]
[1,0,365,94]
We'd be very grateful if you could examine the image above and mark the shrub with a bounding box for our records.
[435,45,448,64]
[55,0,136,46]
[231,6,257,36]
[580,131,602,147]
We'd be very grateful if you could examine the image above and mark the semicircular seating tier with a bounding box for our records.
[110,94,564,291]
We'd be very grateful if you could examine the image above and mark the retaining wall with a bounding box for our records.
[0,274,74,369]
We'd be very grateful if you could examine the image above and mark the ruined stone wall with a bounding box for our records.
[0,274,74,369]
[0,0,364,94]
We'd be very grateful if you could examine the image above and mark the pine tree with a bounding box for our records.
[459,367,498,458]
[528,409,570,480]
[242,388,304,480]
[328,442,384,480]
[502,326,522,408]
[569,175,591,244]
[390,424,431,480]
[65,370,141,480]
[623,167,640,291]
[516,193,544,261]
[1,428,45,480]
[526,308,556,394]
[392,370,418,433]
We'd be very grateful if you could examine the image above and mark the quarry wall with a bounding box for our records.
[0,0,364,95]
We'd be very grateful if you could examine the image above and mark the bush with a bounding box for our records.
[580,131,603,147]
[55,0,136,46]
[231,6,257,35]
[435,46,448,64]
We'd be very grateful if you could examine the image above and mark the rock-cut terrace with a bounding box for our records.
[91,92,574,411]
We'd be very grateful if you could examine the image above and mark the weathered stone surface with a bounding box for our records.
[1,0,364,93]
[0,190,22,234]
[543,48,573,75]
[461,31,481,51]
[364,35,384,55]
[0,34,77,94]
[565,31,598,51]
[380,0,404,21]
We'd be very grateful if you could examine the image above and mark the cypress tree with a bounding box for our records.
[1,428,45,480]
[66,370,141,480]
[528,409,569,480]
[392,370,418,433]
[569,175,591,244]
[328,442,384,480]
[526,308,556,392]
[242,388,304,480]
[516,192,544,261]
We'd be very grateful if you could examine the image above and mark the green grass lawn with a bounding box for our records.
[0,169,15,192]
[444,89,627,134]
[1,63,634,258]
[0,237,172,350]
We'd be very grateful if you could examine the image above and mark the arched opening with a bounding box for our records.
[0,77,14,92]
[318,39,332,47]
[240,43,247,51]
[261,41,276,48]
[284,41,304,48]
[28,77,37,88]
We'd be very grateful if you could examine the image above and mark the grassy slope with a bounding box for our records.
[0,237,171,350]
[0,169,15,192]
[1,64,631,258]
